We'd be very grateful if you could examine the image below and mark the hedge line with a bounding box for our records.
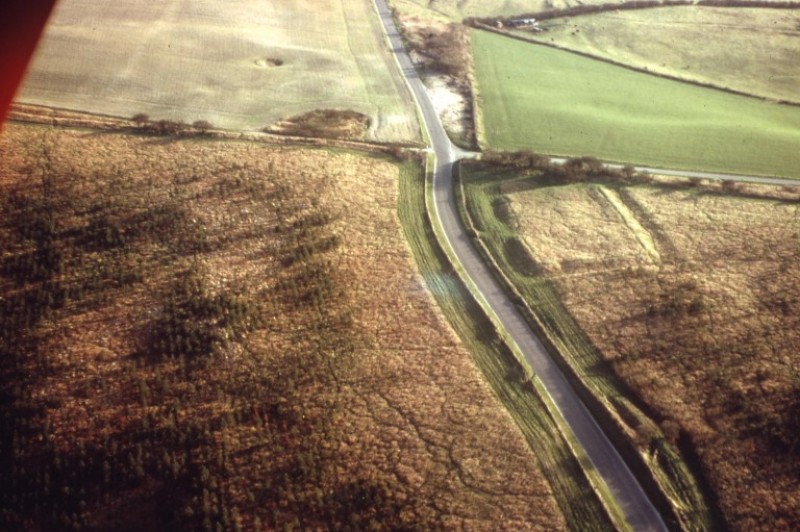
[466,0,800,25]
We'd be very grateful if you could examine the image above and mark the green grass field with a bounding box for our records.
[19,0,418,142]
[533,6,800,104]
[471,29,800,178]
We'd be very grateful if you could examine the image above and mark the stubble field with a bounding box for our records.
[0,122,564,530]
[463,161,800,529]
[18,0,418,142]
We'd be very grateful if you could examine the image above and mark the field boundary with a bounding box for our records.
[453,160,723,530]
[398,155,625,531]
[466,22,800,107]
[7,103,425,155]
[467,0,800,24]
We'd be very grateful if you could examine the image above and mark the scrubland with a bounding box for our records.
[0,122,565,530]
[461,157,800,530]
[515,181,800,529]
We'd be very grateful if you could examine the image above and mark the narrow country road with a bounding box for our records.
[372,1,670,530]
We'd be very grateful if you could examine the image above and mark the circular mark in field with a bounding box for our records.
[254,57,284,68]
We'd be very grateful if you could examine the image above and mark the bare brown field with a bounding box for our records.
[17,0,418,142]
[0,122,564,530]
[509,178,800,530]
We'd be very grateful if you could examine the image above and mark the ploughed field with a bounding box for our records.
[470,29,800,178]
[18,0,418,142]
[464,161,800,530]
[0,122,565,530]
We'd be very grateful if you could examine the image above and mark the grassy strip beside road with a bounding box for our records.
[397,159,619,531]
[471,29,800,178]
[455,160,719,530]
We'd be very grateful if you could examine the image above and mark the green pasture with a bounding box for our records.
[471,29,800,178]
[534,6,800,104]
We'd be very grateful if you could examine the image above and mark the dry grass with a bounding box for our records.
[507,184,656,272]
[509,178,800,530]
[0,122,564,530]
[18,0,418,142]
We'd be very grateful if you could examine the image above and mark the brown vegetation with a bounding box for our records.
[265,109,371,140]
[507,175,800,530]
[481,150,654,185]
[393,12,479,148]
[402,21,472,79]
[0,123,564,530]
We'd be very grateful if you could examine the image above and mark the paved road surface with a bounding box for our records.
[373,1,671,530]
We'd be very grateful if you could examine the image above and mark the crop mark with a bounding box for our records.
[598,185,661,264]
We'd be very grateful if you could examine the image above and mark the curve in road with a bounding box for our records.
[372,1,670,530]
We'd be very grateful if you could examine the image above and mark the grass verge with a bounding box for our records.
[454,160,721,530]
[398,156,621,531]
